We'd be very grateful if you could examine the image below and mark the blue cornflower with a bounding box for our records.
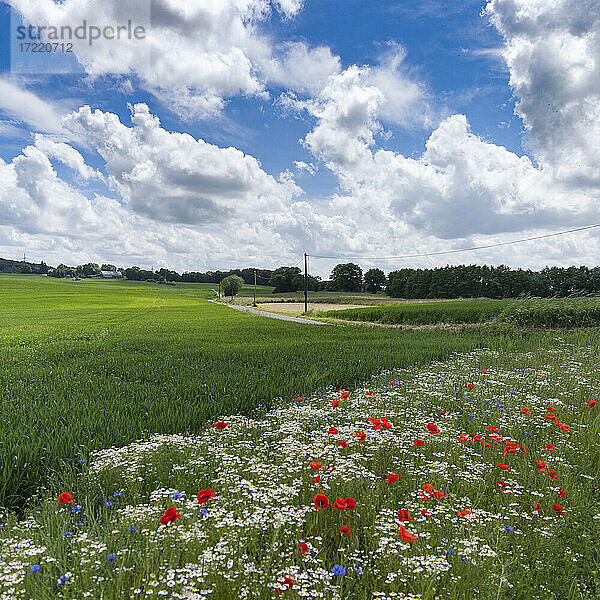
[354,564,363,575]
[31,564,41,573]
[113,492,122,498]
[467,401,474,405]
[129,526,137,533]
[524,431,531,435]
[331,564,346,576]
[469,414,475,417]
[106,501,113,508]
[58,574,69,585]
[503,525,514,532]
[64,531,73,537]
[107,553,117,563]
[73,522,84,528]
[79,458,86,464]
[71,505,81,514]
[198,508,208,516]
[445,549,456,556]
[172,491,182,500]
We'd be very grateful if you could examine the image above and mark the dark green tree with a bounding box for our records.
[269,267,303,293]
[330,263,363,292]
[364,268,387,294]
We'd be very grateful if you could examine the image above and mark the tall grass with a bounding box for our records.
[319,300,509,324]
[320,297,600,327]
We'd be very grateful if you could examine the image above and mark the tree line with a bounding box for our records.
[328,263,600,298]
[4,256,600,298]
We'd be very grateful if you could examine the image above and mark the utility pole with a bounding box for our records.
[253,269,257,306]
[304,252,308,314]
[218,281,221,298]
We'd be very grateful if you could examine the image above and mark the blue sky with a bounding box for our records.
[0,0,598,274]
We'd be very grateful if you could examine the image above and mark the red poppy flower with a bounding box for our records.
[398,525,418,543]
[334,497,347,510]
[380,418,392,429]
[542,444,556,453]
[339,525,351,536]
[297,542,309,555]
[426,424,439,433]
[331,400,340,408]
[341,391,350,399]
[552,503,564,516]
[545,413,557,421]
[276,576,296,595]
[383,474,399,484]
[58,492,73,505]
[458,510,472,518]
[413,439,425,446]
[197,488,216,505]
[546,406,556,412]
[420,508,428,516]
[548,469,559,481]
[345,497,357,510]
[160,505,181,525]
[558,488,566,498]
[311,475,320,484]
[327,427,338,435]
[589,400,598,408]
[215,421,228,430]
[497,463,510,470]
[337,440,347,448]
[535,460,546,471]
[356,430,366,442]
[314,494,329,509]
[520,407,530,414]
[422,483,447,500]
[294,396,304,403]
[309,462,323,470]
[559,423,572,432]
[532,501,542,511]
[397,509,413,522]
[468,383,474,389]
[366,389,374,395]
[495,480,506,487]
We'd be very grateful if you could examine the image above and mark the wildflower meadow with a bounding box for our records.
[1,344,598,599]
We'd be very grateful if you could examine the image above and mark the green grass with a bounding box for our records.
[0,275,544,511]
[318,299,510,325]
[319,297,600,327]
[500,298,600,328]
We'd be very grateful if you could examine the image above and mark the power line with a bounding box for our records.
[309,223,600,261]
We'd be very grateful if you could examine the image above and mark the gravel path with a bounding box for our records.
[213,301,329,325]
